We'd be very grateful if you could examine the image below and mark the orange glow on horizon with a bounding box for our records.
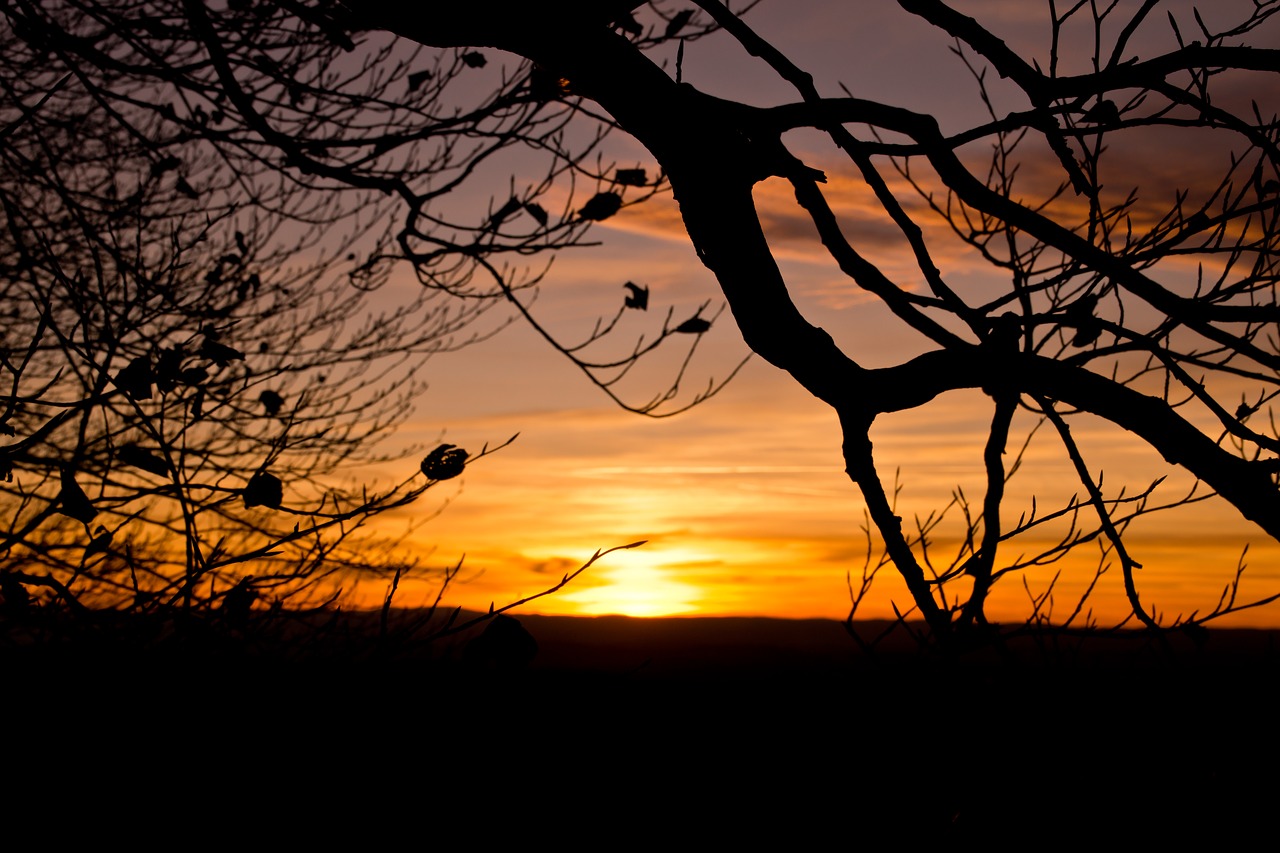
[356,382,1280,629]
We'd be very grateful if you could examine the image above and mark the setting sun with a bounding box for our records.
[549,548,705,617]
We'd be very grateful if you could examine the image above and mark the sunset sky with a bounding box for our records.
[344,1,1280,628]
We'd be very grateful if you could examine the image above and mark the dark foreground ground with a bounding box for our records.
[4,611,1278,842]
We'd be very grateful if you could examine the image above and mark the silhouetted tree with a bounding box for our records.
[337,0,1278,641]
[13,0,1278,647]
[0,0,676,645]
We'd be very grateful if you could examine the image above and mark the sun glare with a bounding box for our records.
[556,550,703,617]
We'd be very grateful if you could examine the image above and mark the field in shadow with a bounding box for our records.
[4,609,1277,842]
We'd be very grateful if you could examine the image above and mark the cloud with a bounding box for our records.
[527,555,580,576]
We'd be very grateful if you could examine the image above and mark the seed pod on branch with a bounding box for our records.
[421,444,468,480]
[578,192,622,222]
